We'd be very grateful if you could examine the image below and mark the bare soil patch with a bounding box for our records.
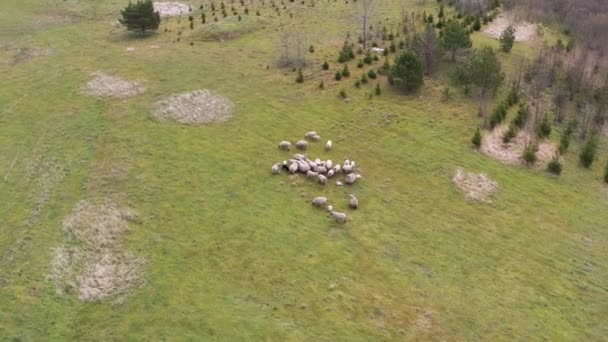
[483,14,537,42]
[83,71,146,99]
[154,89,234,125]
[154,2,190,17]
[51,200,145,302]
[453,168,499,202]
[481,126,558,167]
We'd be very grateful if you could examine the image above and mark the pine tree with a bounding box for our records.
[389,50,424,92]
[499,25,516,53]
[472,128,482,148]
[441,21,471,62]
[119,0,161,33]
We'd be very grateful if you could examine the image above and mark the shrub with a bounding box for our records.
[309,45,315,53]
[547,157,562,175]
[357,61,364,68]
[506,87,519,107]
[580,135,598,168]
[489,103,508,128]
[500,25,516,53]
[335,71,342,80]
[355,80,361,88]
[339,89,347,98]
[363,51,373,64]
[367,69,377,79]
[295,69,304,83]
[373,55,379,61]
[361,73,368,84]
[322,61,329,70]
[375,83,381,95]
[513,104,529,128]
[559,132,570,154]
[338,41,355,62]
[319,81,325,89]
[537,116,552,138]
[604,160,608,183]
[389,50,424,92]
[472,128,482,148]
[502,124,517,143]
[119,0,161,33]
[522,144,538,165]
[472,17,481,31]
[341,64,350,77]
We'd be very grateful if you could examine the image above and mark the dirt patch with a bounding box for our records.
[51,200,145,302]
[154,2,190,17]
[481,126,558,166]
[83,71,146,99]
[453,168,499,202]
[154,89,234,125]
[483,14,537,42]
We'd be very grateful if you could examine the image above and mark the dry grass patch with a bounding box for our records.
[51,200,145,302]
[481,126,558,167]
[154,89,234,125]
[453,168,499,202]
[83,71,146,99]
[153,2,190,17]
[483,14,537,42]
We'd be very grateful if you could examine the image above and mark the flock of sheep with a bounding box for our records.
[271,131,363,223]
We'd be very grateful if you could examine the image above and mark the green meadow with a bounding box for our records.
[0,0,606,340]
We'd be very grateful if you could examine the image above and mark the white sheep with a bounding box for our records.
[272,163,280,175]
[311,134,322,142]
[326,160,333,169]
[345,173,357,184]
[278,141,291,151]
[348,194,359,209]
[304,131,318,139]
[318,174,327,185]
[333,164,341,173]
[329,211,347,223]
[335,181,343,186]
[312,196,328,208]
[325,140,333,150]
[289,162,299,174]
[306,170,319,178]
[327,169,335,178]
[317,166,327,174]
[298,162,311,173]
[296,140,308,150]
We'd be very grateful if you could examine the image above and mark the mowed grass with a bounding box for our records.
[1,0,607,340]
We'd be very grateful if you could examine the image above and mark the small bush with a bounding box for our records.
[309,45,315,53]
[472,128,482,148]
[367,69,377,79]
[357,61,364,68]
[604,160,608,183]
[373,55,379,61]
[547,157,562,175]
[472,17,481,31]
[335,71,342,80]
[537,116,552,138]
[502,125,517,143]
[375,83,381,95]
[322,61,329,70]
[522,144,538,165]
[506,87,519,107]
[355,79,361,88]
[559,132,570,154]
[361,73,368,84]
[319,81,325,89]
[489,103,508,128]
[339,89,347,98]
[580,135,598,168]
[295,69,304,83]
[363,52,373,64]
[513,104,529,128]
[341,64,350,77]
[338,41,355,63]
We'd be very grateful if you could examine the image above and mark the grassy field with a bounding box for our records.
[1,0,607,340]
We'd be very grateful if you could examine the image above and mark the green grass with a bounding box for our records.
[1,0,607,340]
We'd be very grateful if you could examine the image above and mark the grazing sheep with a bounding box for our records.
[298,162,311,173]
[325,140,333,150]
[318,174,327,185]
[329,211,347,223]
[305,131,318,139]
[282,160,290,170]
[272,163,280,175]
[343,164,354,174]
[317,166,327,174]
[314,158,321,165]
[336,181,343,186]
[333,164,341,173]
[345,173,357,184]
[289,162,299,174]
[278,141,292,151]
[312,196,328,208]
[344,159,350,166]
[311,134,321,142]
[326,160,333,169]
[327,205,333,212]
[348,194,359,209]
[296,140,308,150]
[293,153,306,160]
[327,169,335,178]
[306,170,319,178]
